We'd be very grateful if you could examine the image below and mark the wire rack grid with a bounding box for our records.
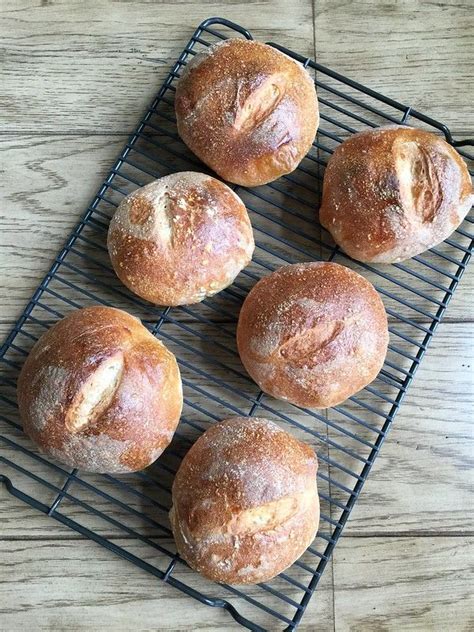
[1,16,473,632]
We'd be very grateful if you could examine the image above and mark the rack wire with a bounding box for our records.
[1,17,473,631]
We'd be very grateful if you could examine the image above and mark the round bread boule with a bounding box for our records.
[107,172,254,306]
[236,262,389,408]
[170,416,319,584]
[319,125,474,263]
[17,306,183,473]
[175,38,319,186]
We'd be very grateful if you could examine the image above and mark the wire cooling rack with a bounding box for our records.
[1,17,473,631]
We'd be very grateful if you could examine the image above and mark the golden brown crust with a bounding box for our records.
[319,125,474,263]
[175,39,319,186]
[170,417,319,584]
[236,262,389,408]
[17,306,183,473]
[107,172,254,306]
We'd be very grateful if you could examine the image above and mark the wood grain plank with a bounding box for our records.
[0,0,315,134]
[1,133,124,320]
[314,0,474,132]
[326,323,474,535]
[333,536,474,631]
[1,134,472,324]
[0,538,334,631]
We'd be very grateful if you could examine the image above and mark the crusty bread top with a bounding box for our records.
[17,306,183,472]
[171,417,317,537]
[236,262,389,408]
[170,416,319,584]
[320,125,474,263]
[175,39,319,186]
[107,172,254,306]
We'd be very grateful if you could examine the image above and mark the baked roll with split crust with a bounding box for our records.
[237,262,389,409]
[108,172,254,306]
[170,417,319,584]
[319,125,474,263]
[175,38,319,186]
[17,306,183,473]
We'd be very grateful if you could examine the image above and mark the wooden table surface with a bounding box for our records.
[1,1,473,630]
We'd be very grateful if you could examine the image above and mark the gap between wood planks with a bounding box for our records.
[1,129,473,137]
[0,533,473,542]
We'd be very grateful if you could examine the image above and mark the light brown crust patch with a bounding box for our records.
[175,39,319,186]
[319,125,474,263]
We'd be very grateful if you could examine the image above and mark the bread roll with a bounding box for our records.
[175,39,319,186]
[17,306,183,473]
[170,417,319,584]
[237,262,388,408]
[107,172,254,306]
[319,125,474,263]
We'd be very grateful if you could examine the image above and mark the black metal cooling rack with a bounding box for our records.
[1,16,473,632]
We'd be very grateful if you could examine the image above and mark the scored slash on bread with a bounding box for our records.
[64,350,124,433]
